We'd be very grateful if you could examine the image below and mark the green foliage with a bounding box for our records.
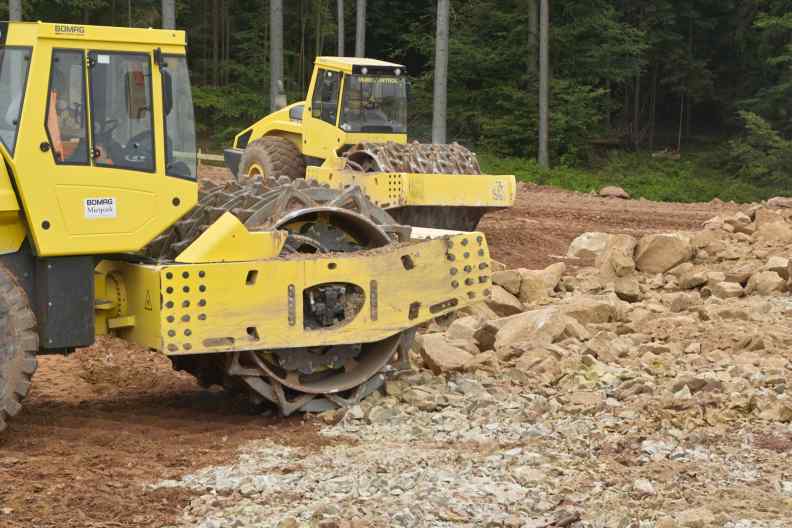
[724,112,792,190]
[480,148,778,204]
[7,0,792,201]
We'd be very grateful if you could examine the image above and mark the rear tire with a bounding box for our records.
[237,136,306,182]
[0,263,38,433]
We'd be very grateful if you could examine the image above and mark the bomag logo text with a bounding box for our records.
[55,25,86,35]
[86,199,113,206]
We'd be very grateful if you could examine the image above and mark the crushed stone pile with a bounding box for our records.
[156,202,792,528]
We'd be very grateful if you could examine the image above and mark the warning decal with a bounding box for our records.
[84,197,117,219]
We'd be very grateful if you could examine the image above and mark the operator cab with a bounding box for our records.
[310,57,407,135]
[0,22,199,257]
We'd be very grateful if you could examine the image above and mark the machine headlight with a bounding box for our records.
[361,67,369,74]
[394,68,402,76]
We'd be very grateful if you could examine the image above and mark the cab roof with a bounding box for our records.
[2,21,186,47]
[315,56,406,74]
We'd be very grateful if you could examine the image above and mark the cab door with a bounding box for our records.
[12,44,195,257]
[302,68,346,159]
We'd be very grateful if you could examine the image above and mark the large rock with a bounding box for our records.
[596,234,637,278]
[614,276,641,302]
[724,211,752,234]
[754,207,787,228]
[725,263,756,284]
[518,263,566,304]
[746,270,785,295]
[767,196,792,209]
[474,313,521,350]
[567,232,609,259]
[513,347,562,385]
[710,281,744,299]
[679,270,707,290]
[763,255,790,280]
[491,269,522,295]
[493,307,570,350]
[486,285,525,317]
[460,302,499,321]
[755,221,792,244]
[635,233,693,273]
[446,316,482,342]
[599,186,630,199]
[418,333,474,374]
[560,297,619,325]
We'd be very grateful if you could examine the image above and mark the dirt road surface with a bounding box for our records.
[0,172,744,527]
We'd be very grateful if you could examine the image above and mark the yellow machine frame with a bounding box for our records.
[0,23,492,360]
[228,56,516,212]
[96,229,492,354]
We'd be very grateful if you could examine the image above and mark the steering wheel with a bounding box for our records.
[121,130,155,167]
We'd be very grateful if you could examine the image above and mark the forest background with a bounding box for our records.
[4,0,791,202]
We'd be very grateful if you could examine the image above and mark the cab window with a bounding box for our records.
[88,52,155,172]
[46,49,89,164]
[311,69,341,126]
[161,55,197,180]
[0,47,31,156]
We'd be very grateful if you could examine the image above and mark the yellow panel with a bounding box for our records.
[7,27,198,257]
[175,212,287,263]
[0,212,26,255]
[0,153,25,254]
[6,22,185,49]
[109,233,491,355]
[54,185,156,235]
[307,167,517,209]
[315,56,404,74]
[97,260,162,348]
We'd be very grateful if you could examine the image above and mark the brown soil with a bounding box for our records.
[480,182,741,270]
[0,338,327,528]
[0,167,748,527]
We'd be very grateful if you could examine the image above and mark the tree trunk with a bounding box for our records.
[220,2,225,86]
[337,0,344,56]
[212,0,219,86]
[432,0,450,144]
[315,0,324,58]
[686,16,693,138]
[632,72,640,150]
[203,0,209,83]
[538,0,550,168]
[299,0,306,92]
[605,78,611,130]
[8,0,21,21]
[162,0,176,29]
[224,1,231,85]
[649,61,658,151]
[355,0,366,57]
[271,0,285,111]
[677,92,685,152]
[527,0,538,80]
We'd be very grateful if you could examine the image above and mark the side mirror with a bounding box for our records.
[161,68,174,116]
